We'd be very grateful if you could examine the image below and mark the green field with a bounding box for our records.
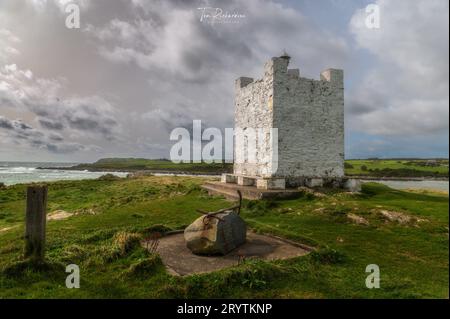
[0,175,448,298]
[57,158,449,178]
[346,159,448,178]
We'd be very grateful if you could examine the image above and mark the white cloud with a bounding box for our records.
[0,62,119,140]
[348,0,449,137]
[27,0,91,12]
[0,29,21,62]
[85,0,349,80]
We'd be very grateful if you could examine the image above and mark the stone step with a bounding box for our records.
[202,183,261,200]
[202,182,302,201]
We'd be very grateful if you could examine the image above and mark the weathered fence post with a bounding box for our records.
[24,185,48,260]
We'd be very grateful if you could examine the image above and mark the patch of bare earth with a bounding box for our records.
[404,188,449,196]
[47,208,97,221]
[0,225,19,233]
[47,210,73,220]
[376,209,427,225]
[347,213,369,225]
[298,187,327,198]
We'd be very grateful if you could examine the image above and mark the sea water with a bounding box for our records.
[0,162,127,186]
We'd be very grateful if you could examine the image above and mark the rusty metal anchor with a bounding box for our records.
[196,190,242,225]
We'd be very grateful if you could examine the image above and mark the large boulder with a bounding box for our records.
[184,211,246,255]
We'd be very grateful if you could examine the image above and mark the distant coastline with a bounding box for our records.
[38,168,449,181]
[36,157,449,180]
[38,166,223,176]
[0,161,128,186]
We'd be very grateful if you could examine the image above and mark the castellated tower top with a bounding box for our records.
[236,55,343,90]
[232,55,345,189]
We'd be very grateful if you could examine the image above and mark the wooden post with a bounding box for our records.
[24,185,48,260]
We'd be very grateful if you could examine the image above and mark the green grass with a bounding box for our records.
[346,159,448,178]
[0,176,448,298]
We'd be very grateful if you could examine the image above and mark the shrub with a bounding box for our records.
[113,231,142,255]
[186,184,203,194]
[344,162,354,169]
[60,244,90,263]
[360,182,391,196]
[297,188,316,200]
[142,224,172,236]
[97,174,121,181]
[361,165,368,171]
[310,248,347,264]
[2,259,65,278]
[245,200,278,215]
[328,209,351,223]
[80,229,117,243]
[124,254,162,276]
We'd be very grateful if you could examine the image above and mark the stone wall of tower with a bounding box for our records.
[272,58,345,181]
[233,58,275,177]
[233,56,344,182]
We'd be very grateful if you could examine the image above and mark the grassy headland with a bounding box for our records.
[0,175,448,298]
[52,158,233,175]
[43,158,448,179]
[345,159,448,179]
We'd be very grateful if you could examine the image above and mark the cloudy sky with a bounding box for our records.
[0,0,448,162]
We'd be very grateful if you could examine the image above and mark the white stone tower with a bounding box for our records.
[222,54,345,189]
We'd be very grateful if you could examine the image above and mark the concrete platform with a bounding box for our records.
[149,232,312,276]
[202,181,302,200]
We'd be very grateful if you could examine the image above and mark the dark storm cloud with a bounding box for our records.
[48,132,64,141]
[38,118,64,130]
[0,116,35,137]
[0,116,43,140]
[0,116,14,129]
[45,142,85,154]
[0,115,86,154]
[59,104,118,138]
[0,59,120,139]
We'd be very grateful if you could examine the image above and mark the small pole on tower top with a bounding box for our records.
[280,49,291,60]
